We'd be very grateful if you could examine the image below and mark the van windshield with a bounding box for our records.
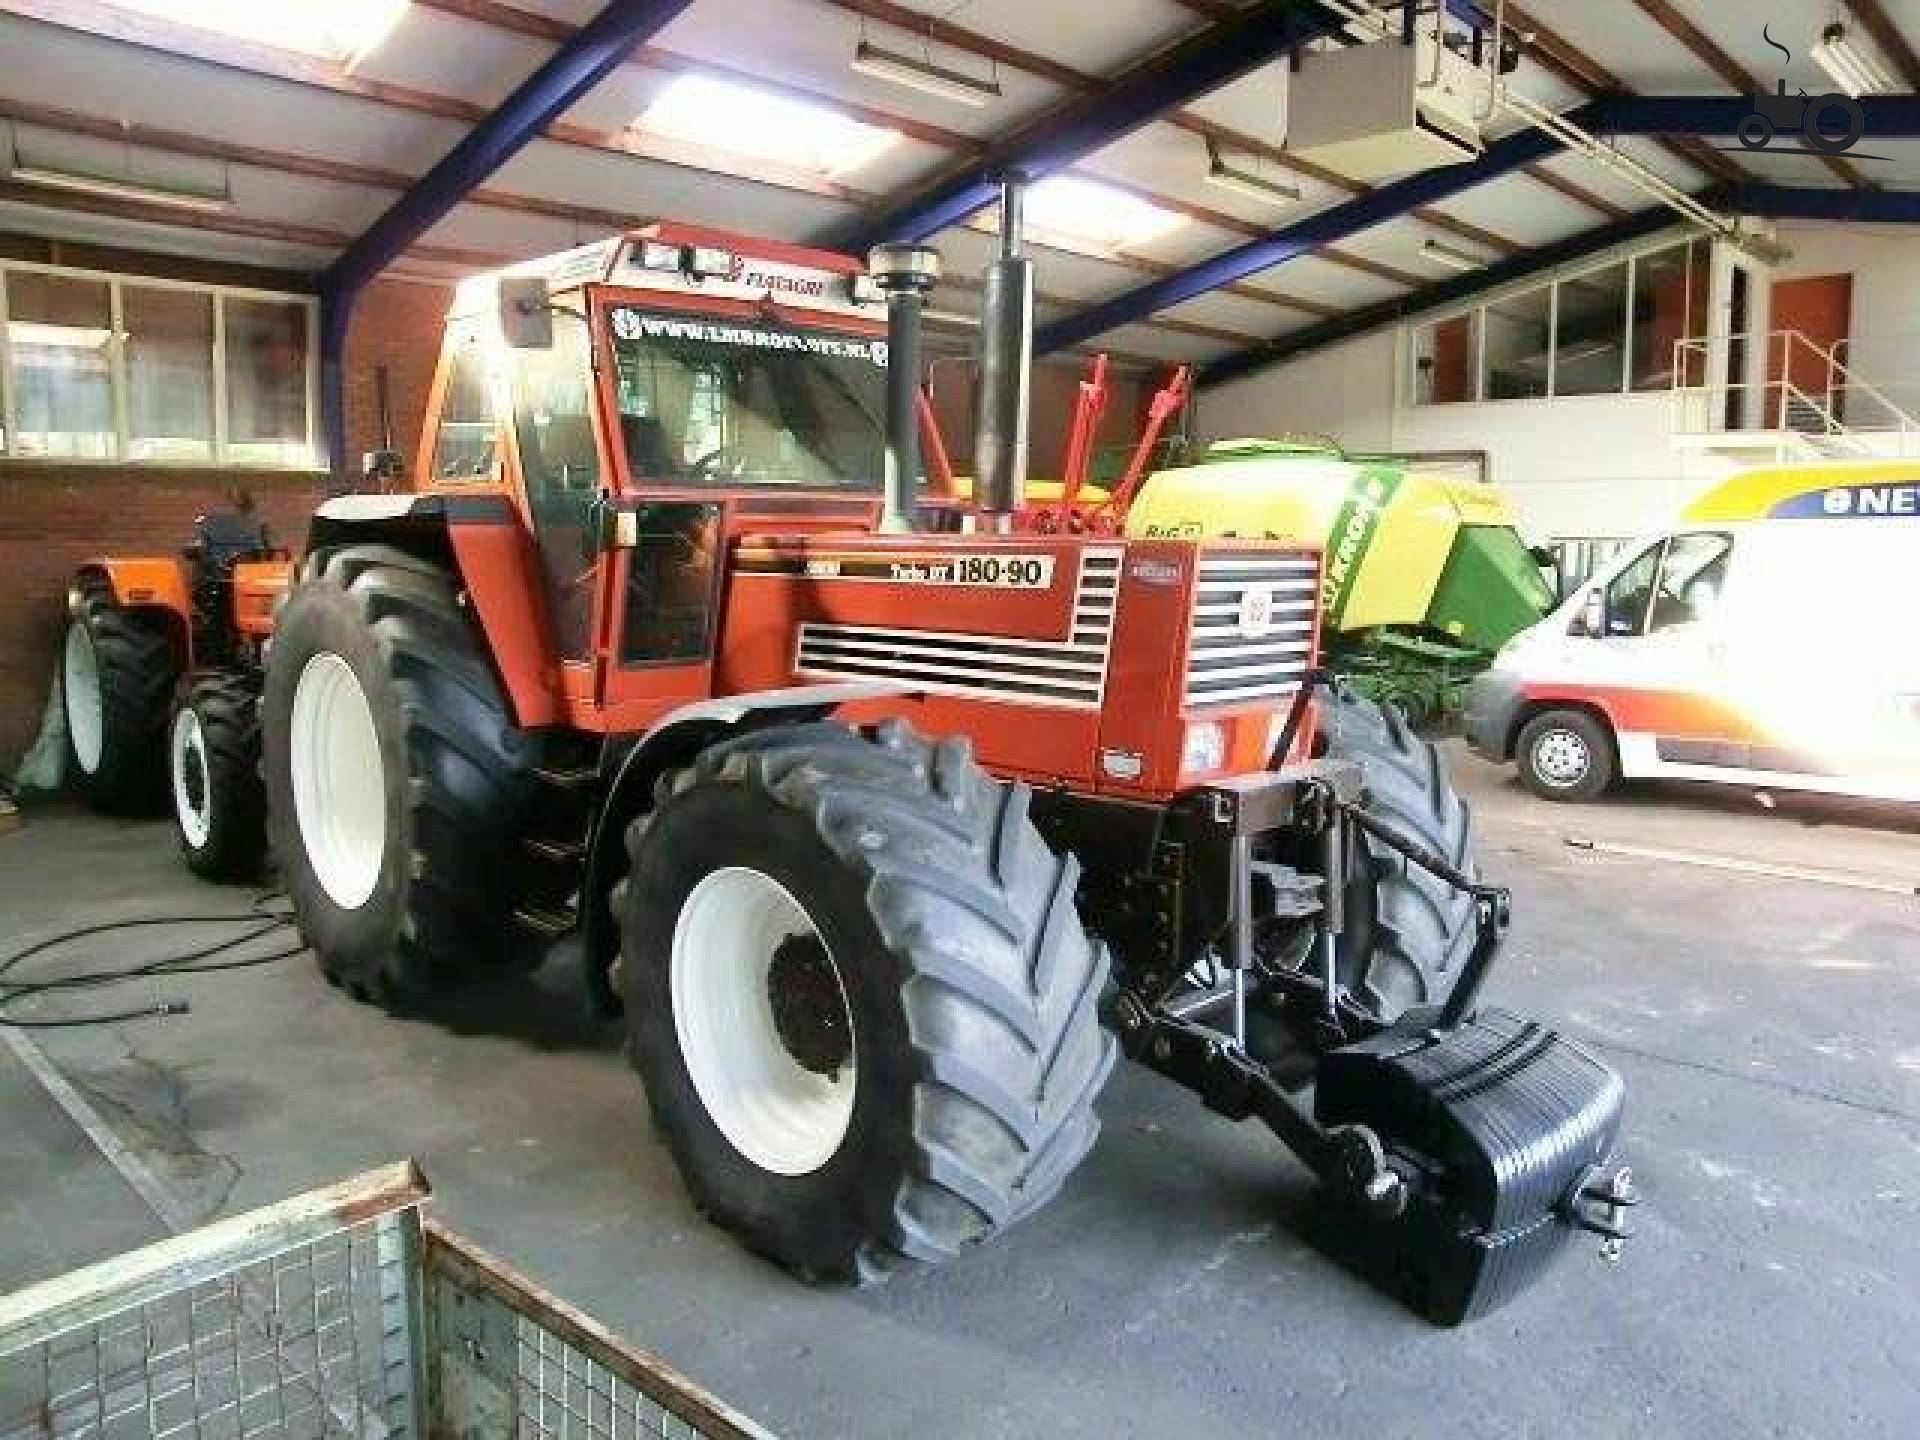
[606,305,886,492]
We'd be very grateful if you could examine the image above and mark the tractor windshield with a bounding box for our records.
[606,303,886,492]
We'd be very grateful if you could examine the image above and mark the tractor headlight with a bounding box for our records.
[1181,720,1227,776]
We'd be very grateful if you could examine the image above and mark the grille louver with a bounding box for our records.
[1185,554,1318,708]
[795,547,1122,708]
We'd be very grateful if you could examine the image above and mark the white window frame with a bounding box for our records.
[0,258,320,469]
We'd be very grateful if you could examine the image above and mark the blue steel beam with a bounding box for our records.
[1729,182,1920,222]
[822,0,1353,253]
[1597,93,1920,140]
[318,0,695,478]
[1034,105,1599,355]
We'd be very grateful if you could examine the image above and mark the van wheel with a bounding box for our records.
[1515,709,1615,802]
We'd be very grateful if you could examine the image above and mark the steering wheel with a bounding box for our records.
[687,446,737,480]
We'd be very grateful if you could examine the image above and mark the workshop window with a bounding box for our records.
[5,271,115,459]
[1551,261,1629,397]
[222,297,312,467]
[0,263,317,467]
[125,286,216,462]
[1630,240,1708,391]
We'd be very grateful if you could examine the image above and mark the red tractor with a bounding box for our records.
[62,509,293,878]
[259,205,1632,1322]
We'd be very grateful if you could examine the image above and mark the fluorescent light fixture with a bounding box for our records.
[851,39,1001,107]
[1021,176,1187,254]
[1204,137,1301,205]
[110,0,411,66]
[639,75,899,176]
[1421,238,1487,273]
[6,164,236,213]
[1810,22,1897,98]
[8,322,113,351]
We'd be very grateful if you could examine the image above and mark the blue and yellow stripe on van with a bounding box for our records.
[1682,460,1920,523]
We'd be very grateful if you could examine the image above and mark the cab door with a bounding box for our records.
[1589,529,1740,769]
[501,307,622,715]
[584,295,726,731]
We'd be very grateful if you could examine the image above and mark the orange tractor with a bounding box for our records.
[62,509,293,877]
[251,202,1631,1322]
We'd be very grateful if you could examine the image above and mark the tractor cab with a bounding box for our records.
[399,225,890,732]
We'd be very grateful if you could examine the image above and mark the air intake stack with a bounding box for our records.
[868,242,942,533]
[974,175,1034,532]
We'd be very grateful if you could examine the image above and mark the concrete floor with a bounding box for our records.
[2,749,1917,1438]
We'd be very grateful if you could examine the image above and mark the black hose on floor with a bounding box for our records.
[0,893,305,1028]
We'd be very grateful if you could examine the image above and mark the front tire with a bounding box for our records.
[1515,708,1616,803]
[1315,690,1477,1020]
[262,545,534,1002]
[617,719,1116,1283]
[172,673,266,882]
[63,575,176,815]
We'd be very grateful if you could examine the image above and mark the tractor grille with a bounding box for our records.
[1184,553,1319,708]
[795,546,1122,708]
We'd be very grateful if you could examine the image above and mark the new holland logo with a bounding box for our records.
[1237,584,1276,639]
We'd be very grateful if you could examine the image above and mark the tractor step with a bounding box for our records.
[532,764,598,792]
[522,835,585,864]
[511,903,578,939]
[1311,1007,1629,1324]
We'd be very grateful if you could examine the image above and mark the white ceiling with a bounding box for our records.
[0,0,1909,368]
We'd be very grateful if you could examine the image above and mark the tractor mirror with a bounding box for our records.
[362,448,406,487]
[499,276,553,350]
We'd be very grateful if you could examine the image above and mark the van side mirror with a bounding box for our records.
[499,276,553,350]
[1572,590,1605,638]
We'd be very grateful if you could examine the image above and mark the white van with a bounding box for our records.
[1466,461,1920,804]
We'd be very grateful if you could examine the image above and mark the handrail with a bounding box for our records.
[1670,328,1920,444]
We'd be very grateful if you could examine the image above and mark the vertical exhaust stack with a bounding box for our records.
[868,243,943,534]
[974,175,1035,533]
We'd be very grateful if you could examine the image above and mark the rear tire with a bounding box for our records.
[63,575,176,815]
[1315,689,1477,1020]
[617,719,1115,1283]
[172,673,266,882]
[262,545,535,1003]
[1515,708,1615,803]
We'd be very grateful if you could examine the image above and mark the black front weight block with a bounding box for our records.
[1313,1007,1628,1325]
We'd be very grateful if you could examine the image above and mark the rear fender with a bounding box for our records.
[73,559,193,667]
[581,682,919,1014]
[307,493,560,727]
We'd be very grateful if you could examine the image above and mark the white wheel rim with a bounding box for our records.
[289,652,386,910]
[670,866,856,1176]
[63,622,104,775]
[171,707,212,849]
[1533,727,1592,787]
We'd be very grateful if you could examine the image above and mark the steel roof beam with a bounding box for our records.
[1729,183,1920,222]
[1597,93,1920,140]
[1035,108,1594,355]
[822,0,1352,251]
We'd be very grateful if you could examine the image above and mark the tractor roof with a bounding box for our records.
[450,222,883,326]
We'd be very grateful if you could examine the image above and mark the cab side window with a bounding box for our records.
[1599,542,1662,636]
[1647,532,1732,633]
[430,323,495,482]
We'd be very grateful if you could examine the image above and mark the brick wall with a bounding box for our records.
[0,261,450,775]
[341,277,452,468]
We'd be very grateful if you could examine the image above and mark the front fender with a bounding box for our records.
[580,682,919,1014]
